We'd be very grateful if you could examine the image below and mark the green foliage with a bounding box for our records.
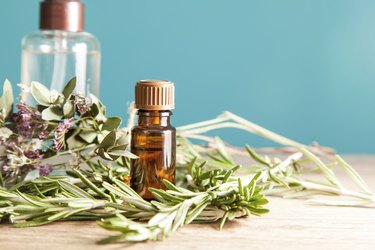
[0,159,267,243]
[0,79,14,122]
[62,77,77,98]
[0,78,133,185]
[0,78,374,246]
[31,81,53,106]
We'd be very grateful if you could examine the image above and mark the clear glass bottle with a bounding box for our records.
[21,0,100,102]
[130,80,176,200]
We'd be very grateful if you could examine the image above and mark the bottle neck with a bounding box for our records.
[137,110,172,127]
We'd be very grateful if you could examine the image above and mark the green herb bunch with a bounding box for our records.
[0,156,267,243]
[0,78,374,244]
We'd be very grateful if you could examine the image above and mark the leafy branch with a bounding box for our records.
[0,159,267,243]
[175,113,375,207]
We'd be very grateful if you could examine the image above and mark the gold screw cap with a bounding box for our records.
[135,80,175,110]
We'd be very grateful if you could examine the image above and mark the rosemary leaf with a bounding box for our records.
[335,155,373,195]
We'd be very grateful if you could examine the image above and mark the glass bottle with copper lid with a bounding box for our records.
[21,0,100,103]
[130,80,176,200]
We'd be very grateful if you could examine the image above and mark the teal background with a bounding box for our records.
[0,0,374,153]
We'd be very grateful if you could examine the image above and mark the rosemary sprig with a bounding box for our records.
[0,159,268,243]
[174,112,375,207]
[98,176,267,243]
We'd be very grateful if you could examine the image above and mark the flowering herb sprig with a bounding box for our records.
[0,78,135,186]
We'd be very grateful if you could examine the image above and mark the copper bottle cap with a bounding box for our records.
[135,80,175,111]
[40,0,84,32]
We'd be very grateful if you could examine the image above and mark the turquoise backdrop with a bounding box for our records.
[1,0,374,153]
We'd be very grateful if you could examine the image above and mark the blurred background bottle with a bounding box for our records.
[21,0,100,102]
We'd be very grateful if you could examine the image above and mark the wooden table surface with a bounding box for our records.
[1,156,374,250]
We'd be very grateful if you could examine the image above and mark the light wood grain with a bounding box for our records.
[1,156,374,250]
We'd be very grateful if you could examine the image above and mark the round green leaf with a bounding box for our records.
[31,81,51,106]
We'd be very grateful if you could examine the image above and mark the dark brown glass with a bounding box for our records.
[130,110,176,200]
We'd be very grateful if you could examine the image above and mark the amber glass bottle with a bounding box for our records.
[130,80,176,200]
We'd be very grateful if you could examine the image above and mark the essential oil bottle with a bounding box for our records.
[130,80,176,200]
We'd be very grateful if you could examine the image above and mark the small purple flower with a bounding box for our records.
[39,130,50,139]
[14,102,50,139]
[24,150,43,160]
[63,117,75,128]
[38,164,53,176]
[53,118,75,150]
[75,94,93,114]
[1,134,48,180]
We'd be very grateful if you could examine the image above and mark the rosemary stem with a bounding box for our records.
[286,177,375,201]
[221,111,306,148]
[179,122,248,136]
[177,116,229,131]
